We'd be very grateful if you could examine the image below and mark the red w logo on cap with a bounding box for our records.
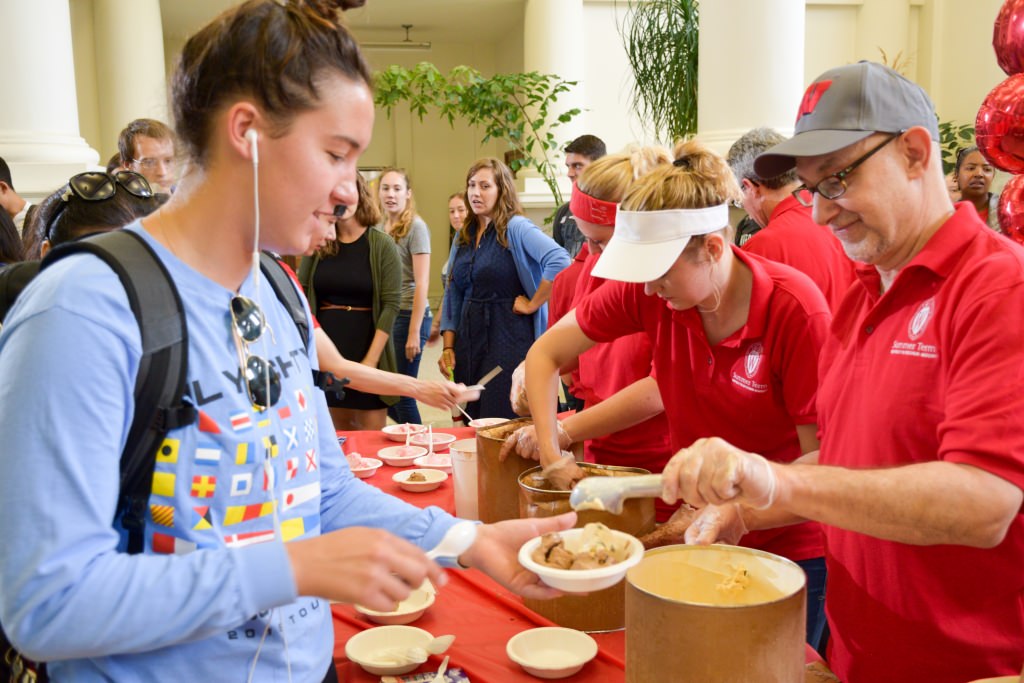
[796,80,833,121]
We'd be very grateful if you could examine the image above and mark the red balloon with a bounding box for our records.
[998,174,1024,244]
[994,0,1024,76]
[976,74,1024,173]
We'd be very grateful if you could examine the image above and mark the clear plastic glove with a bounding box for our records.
[509,361,530,416]
[541,452,586,491]
[662,437,778,510]
[684,503,749,546]
[498,422,572,462]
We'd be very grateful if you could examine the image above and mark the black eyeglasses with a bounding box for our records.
[793,131,904,207]
[230,295,281,410]
[45,171,154,242]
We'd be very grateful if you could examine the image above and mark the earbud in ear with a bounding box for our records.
[245,129,259,163]
[333,204,347,217]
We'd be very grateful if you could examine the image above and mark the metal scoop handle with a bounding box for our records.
[569,474,664,514]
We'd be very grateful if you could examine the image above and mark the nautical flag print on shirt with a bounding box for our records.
[198,410,221,434]
[191,475,216,498]
[295,389,307,412]
[282,481,320,512]
[192,506,213,530]
[224,529,275,548]
[283,426,299,449]
[155,438,179,464]
[235,442,252,465]
[262,434,279,458]
[223,501,276,526]
[230,472,253,497]
[286,458,298,481]
[305,449,318,472]
[278,404,292,420]
[152,472,176,498]
[153,532,196,555]
[281,514,318,542]
[303,418,316,443]
[230,412,253,432]
[194,446,221,464]
[150,504,174,527]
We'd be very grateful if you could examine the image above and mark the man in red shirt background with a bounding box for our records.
[727,127,856,313]
[662,61,1024,683]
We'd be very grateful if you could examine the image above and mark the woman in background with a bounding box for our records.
[429,191,469,344]
[300,173,401,430]
[439,158,569,418]
[954,145,1002,234]
[378,168,431,424]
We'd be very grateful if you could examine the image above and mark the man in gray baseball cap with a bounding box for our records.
[659,61,1024,683]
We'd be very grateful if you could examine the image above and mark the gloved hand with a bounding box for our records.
[498,422,572,462]
[509,361,530,416]
[662,437,778,510]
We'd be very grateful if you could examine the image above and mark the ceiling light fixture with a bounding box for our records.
[363,24,432,51]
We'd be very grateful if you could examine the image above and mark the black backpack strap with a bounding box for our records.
[43,231,195,554]
[259,253,348,399]
[0,260,42,322]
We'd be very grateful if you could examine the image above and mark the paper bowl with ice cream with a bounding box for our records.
[412,452,452,474]
[519,523,644,593]
[377,445,428,467]
[381,423,427,442]
[392,468,448,493]
[346,454,382,479]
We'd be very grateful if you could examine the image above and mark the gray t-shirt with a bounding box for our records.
[387,216,431,311]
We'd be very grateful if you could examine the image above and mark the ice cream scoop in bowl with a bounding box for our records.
[519,525,644,593]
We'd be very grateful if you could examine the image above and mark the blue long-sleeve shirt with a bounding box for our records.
[440,215,570,339]
[0,223,458,682]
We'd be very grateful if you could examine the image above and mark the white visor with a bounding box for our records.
[591,203,730,282]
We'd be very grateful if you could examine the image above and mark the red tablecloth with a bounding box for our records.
[331,426,828,682]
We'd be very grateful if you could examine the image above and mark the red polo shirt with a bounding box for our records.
[576,247,830,560]
[817,204,1024,683]
[569,251,673,518]
[742,195,856,313]
[549,242,589,326]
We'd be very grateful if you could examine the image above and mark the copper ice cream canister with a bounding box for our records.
[518,463,656,632]
[475,418,582,524]
[626,544,806,683]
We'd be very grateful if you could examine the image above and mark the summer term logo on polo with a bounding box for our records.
[889,297,939,360]
[731,343,769,394]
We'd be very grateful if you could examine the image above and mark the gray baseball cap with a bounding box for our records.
[754,61,939,179]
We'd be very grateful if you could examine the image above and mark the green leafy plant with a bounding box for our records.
[374,62,581,209]
[938,120,976,176]
[619,0,699,142]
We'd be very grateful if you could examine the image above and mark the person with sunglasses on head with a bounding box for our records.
[298,172,402,432]
[661,62,1024,683]
[0,170,161,321]
[0,2,575,682]
[519,140,832,649]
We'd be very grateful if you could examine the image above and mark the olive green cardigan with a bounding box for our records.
[298,227,401,405]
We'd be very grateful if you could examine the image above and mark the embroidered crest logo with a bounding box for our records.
[796,80,833,121]
[744,342,764,378]
[908,298,935,341]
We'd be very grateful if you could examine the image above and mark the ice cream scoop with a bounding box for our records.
[569,474,664,515]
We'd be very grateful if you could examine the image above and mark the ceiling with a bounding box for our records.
[160,0,526,44]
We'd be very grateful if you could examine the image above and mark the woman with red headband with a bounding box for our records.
[504,146,678,520]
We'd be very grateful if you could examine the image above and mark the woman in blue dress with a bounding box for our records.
[439,158,570,418]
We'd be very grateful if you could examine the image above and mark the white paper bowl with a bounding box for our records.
[409,432,457,451]
[382,423,428,442]
[518,527,644,593]
[392,468,448,493]
[506,627,598,679]
[354,582,436,625]
[412,453,453,474]
[468,417,508,429]
[348,457,382,479]
[344,625,434,676]
[377,445,428,467]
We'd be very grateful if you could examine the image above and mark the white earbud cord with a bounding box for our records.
[245,131,292,683]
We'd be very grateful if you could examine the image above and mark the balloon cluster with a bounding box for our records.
[980,0,1024,242]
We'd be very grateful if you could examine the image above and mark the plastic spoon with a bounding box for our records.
[372,635,454,666]
[431,654,450,683]
[425,521,478,561]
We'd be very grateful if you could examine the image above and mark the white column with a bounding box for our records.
[0,0,99,199]
[522,0,585,207]
[92,0,169,160]
[697,0,806,156]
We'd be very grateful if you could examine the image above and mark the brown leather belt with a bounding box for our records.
[320,303,372,312]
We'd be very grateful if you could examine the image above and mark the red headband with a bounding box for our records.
[570,184,617,226]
